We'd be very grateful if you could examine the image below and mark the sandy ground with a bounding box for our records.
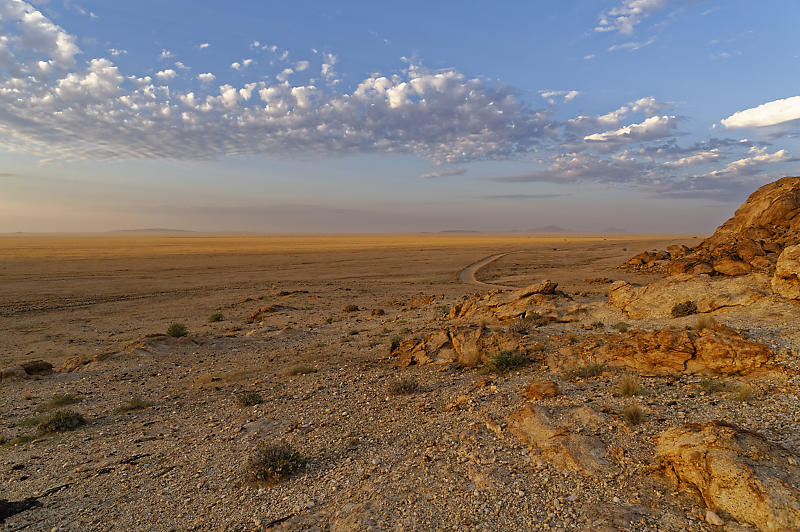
[2,233,797,531]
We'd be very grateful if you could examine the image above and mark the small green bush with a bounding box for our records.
[113,396,152,413]
[566,363,605,380]
[484,350,528,374]
[671,300,697,318]
[37,409,85,433]
[166,322,188,337]
[36,393,81,412]
[389,376,419,395]
[247,441,306,485]
[236,390,263,406]
[209,312,225,322]
[612,322,629,333]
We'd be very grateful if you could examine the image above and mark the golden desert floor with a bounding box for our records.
[1,233,798,531]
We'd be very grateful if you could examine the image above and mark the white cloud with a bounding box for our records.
[294,60,310,72]
[231,58,253,70]
[569,97,665,131]
[706,147,791,177]
[539,90,579,104]
[607,36,656,52]
[197,72,215,83]
[721,96,800,129]
[54,57,122,101]
[175,61,189,70]
[108,48,127,57]
[596,0,669,35]
[417,167,466,179]
[199,43,210,49]
[662,149,720,167]
[159,49,174,60]
[155,69,176,81]
[0,0,80,68]
[321,52,337,81]
[584,115,678,143]
[276,68,293,82]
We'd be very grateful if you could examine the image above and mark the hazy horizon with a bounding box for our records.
[2,1,800,233]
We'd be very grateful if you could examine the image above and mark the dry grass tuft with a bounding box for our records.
[246,441,306,485]
[389,376,419,395]
[671,300,697,318]
[208,312,225,322]
[617,375,642,397]
[285,364,316,376]
[566,363,605,380]
[235,391,263,406]
[37,409,85,433]
[622,404,645,426]
[113,396,152,413]
[484,350,528,374]
[694,316,716,331]
[166,322,188,337]
[36,393,81,412]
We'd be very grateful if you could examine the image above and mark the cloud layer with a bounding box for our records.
[722,96,800,129]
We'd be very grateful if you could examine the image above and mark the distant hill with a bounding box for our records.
[109,228,198,235]
[528,225,571,233]
[439,229,481,233]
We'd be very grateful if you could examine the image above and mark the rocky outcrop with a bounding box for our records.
[623,176,800,276]
[609,274,771,319]
[656,422,800,532]
[0,360,54,383]
[550,324,773,376]
[61,335,199,372]
[508,405,609,476]
[391,327,526,367]
[522,380,561,400]
[449,280,590,324]
[772,244,800,299]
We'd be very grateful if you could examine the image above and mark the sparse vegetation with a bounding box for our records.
[699,378,726,394]
[2,434,35,447]
[166,322,188,337]
[37,409,85,433]
[618,375,642,397]
[566,333,579,345]
[484,349,528,374]
[235,390,263,406]
[671,300,697,318]
[622,404,645,425]
[612,322,629,333]
[525,312,548,327]
[113,396,152,413]
[209,312,225,322]
[733,383,755,402]
[531,342,546,353]
[246,441,306,485]
[36,393,81,412]
[390,335,403,351]
[694,316,716,331]
[285,364,316,376]
[566,363,605,380]
[507,318,531,335]
[389,376,419,395]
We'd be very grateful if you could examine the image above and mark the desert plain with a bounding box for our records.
[0,227,798,531]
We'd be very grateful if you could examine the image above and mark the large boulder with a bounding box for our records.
[508,405,609,476]
[550,324,773,376]
[772,244,800,299]
[656,422,800,531]
[608,274,771,319]
[673,176,800,276]
[391,327,525,368]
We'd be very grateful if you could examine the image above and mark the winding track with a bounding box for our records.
[457,252,517,290]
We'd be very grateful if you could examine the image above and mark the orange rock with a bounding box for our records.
[522,380,561,400]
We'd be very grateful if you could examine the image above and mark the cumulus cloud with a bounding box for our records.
[155,68,176,81]
[662,149,720,167]
[417,167,466,179]
[0,6,553,164]
[231,58,253,70]
[0,0,80,69]
[159,49,173,60]
[294,60,309,72]
[568,96,664,132]
[540,90,579,104]
[495,151,648,184]
[584,115,678,144]
[108,48,126,57]
[705,147,791,177]
[199,42,209,49]
[596,0,669,35]
[721,96,800,129]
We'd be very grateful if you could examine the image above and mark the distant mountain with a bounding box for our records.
[439,229,481,233]
[109,228,198,234]
[528,225,571,233]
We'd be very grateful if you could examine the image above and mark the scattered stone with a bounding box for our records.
[370,308,385,316]
[21,360,53,376]
[656,421,800,532]
[391,327,526,368]
[522,380,561,400]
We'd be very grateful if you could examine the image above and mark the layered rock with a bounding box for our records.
[391,326,526,368]
[656,422,800,531]
[772,244,800,299]
[623,176,800,276]
[449,280,590,324]
[549,324,772,376]
[508,405,609,476]
[608,274,770,319]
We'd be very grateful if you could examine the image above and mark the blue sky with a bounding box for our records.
[2,0,800,232]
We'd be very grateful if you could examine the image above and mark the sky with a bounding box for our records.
[1,0,800,233]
